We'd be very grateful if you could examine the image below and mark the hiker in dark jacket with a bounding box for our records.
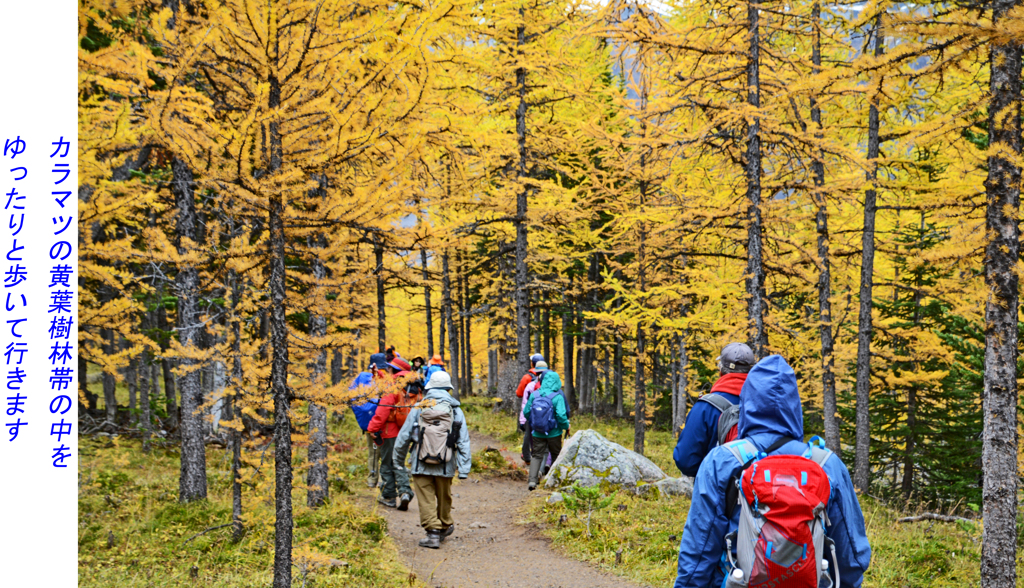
[523,370,569,491]
[673,355,871,588]
[394,371,472,549]
[673,342,754,477]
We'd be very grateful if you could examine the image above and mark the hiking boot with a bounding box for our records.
[377,495,397,508]
[528,483,537,492]
[397,493,412,511]
[418,530,441,549]
[366,475,379,488]
[440,524,454,541]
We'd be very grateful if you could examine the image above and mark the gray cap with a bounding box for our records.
[717,342,755,374]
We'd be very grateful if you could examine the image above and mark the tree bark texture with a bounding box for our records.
[614,333,624,418]
[514,16,532,381]
[307,235,329,509]
[635,326,646,455]
[127,353,138,425]
[228,270,245,542]
[422,249,434,357]
[981,1,1022,583]
[674,333,689,434]
[172,156,207,503]
[854,16,885,492]
[562,299,575,409]
[102,328,117,423]
[139,349,151,451]
[443,250,460,396]
[461,271,472,394]
[810,1,840,454]
[374,234,386,353]
[745,0,768,359]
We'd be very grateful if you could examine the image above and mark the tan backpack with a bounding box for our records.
[417,401,458,465]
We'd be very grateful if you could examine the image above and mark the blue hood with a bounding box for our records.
[737,355,803,444]
[349,371,373,390]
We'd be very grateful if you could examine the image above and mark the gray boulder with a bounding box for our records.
[655,476,694,497]
[544,429,669,489]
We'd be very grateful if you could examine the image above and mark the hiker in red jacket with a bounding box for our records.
[368,370,422,510]
[515,353,546,399]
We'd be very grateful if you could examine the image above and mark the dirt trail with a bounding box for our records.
[376,429,646,588]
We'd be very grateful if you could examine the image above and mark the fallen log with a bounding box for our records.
[897,513,973,524]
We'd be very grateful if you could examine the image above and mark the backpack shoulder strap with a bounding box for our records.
[809,446,833,468]
[723,439,759,468]
[722,439,758,519]
[697,393,733,414]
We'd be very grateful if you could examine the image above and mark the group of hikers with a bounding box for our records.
[349,342,871,588]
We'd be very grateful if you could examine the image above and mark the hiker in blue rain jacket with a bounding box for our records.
[674,355,871,588]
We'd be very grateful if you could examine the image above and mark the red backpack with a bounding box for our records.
[721,437,838,588]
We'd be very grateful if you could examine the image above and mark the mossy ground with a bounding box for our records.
[82,384,1020,587]
[78,402,418,588]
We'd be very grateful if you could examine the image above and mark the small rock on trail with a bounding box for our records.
[376,429,649,588]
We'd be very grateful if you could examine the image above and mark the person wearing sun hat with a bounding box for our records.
[393,370,472,549]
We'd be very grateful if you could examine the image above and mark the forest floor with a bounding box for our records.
[370,428,647,588]
[79,383,1013,588]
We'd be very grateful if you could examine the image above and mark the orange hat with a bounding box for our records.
[429,354,444,366]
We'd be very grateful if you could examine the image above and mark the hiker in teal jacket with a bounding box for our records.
[524,370,570,491]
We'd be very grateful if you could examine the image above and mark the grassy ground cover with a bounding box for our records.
[78,403,417,588]
[463,399,1010,588]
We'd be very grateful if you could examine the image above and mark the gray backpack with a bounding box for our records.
[416,401,461,465]
[697,393,740,445]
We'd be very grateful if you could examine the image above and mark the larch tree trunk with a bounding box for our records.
[228,269,244,542]
[461,271,472,394]
[745,0,768,359]
[307,225,329,508]
[674,332,689,434]
[374,234,386,353]
[543,305,551,363]
[513,16,532,381]
[634,325,646,456]
[422,249,434,357]
[126,352,138,425]
[139,349,151,451]
[980,0,1022,582]
[266,75,294,588]
[634,224,647,455]
[102,328,117,423]
[811,1,840,453]
[172,156,207,503]
[854,15,885,492]
[562,294,575,409]
[614,332,624,418]
[443,250,460,395]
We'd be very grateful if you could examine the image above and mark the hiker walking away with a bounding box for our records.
[348,369,381,488]
[524,369,570,491]
[423,355,446,384]
[515,353,545,399]
[673,342,754,477]
[516,354,545,463]
[393,371,471,549]
[368,370,423,510]
[673,355,870,588]
[519,360,557,472]
[362,353,396,487]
